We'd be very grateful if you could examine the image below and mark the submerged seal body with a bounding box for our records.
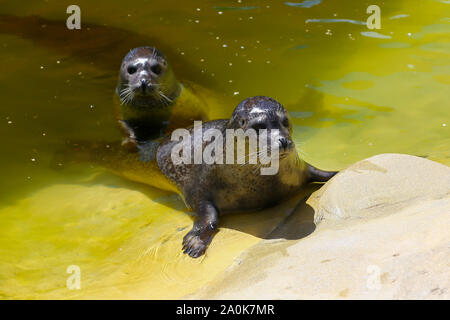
[157,96,338,258]
[115,46,211,152]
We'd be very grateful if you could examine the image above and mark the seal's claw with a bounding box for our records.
[182,230,208,258]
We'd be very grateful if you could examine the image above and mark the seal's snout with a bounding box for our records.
[279,137,289,149]
[140,78,149,93]
[278,137,294,156]
[135,78,156,96]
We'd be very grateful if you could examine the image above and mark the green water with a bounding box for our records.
[0,0,449,299]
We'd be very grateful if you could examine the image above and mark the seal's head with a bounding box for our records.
[228,96,295,158]
[116,46,181,108]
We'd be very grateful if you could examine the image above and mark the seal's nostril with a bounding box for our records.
[279,138,288,149]
[140,79,150,93]
[139,79,150,94]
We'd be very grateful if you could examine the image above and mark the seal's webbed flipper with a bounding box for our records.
[307,164,338,183]
[182,201,219,258]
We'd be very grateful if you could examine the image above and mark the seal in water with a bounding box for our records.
[115,46,211,154]
[156,96,338,258]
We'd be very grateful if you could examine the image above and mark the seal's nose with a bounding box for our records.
[279,137,288,149]
[278,137,293,154]
[140,79,149,93]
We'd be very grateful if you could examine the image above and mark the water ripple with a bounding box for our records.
[285,0,322,8]
[389,14,410,20]
[306,18,366,25]
[290,44,308,50]
[360,31,392,39]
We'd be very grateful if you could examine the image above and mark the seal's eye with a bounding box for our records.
[151,64,162,75]
[282,118,290,128]
[127,66,137,74]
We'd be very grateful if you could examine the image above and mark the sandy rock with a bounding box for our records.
[190,154,450,299]
[310,153,450,224]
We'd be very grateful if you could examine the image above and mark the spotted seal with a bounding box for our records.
[115,46,211,154]
[156,96,338,257]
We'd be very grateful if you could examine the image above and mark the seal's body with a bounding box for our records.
[115,46,210,151]
[157,96,338,258]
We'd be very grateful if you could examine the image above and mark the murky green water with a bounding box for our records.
[0,0,448,299]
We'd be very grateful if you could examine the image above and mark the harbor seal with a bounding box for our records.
[156,96,338,258]
[115,46,213,153]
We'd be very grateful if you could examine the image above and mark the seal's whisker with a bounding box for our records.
[119,91,131,101]
[236,148,266,164]
[244,148,275,171]
[253,161,264,174]
[236,150,258,164]
[294,142,309,158]
[159,91,173,103]
[237,149,276,166]
[119,88,134,103]
[119,87,132,97]
[158,94,171,108]
[121,90,134,105]
[158,94,169,107]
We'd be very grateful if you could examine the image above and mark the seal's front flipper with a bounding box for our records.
[307,164,338,183]
[182,201,219,258]
[118,120,139,153]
